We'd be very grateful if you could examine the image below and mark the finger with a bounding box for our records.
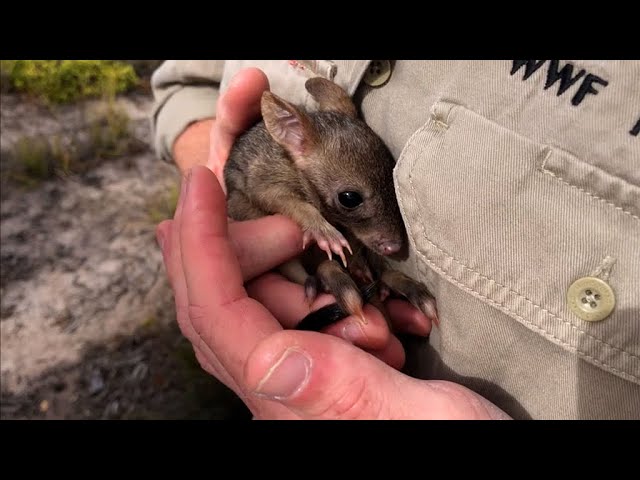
[179,165,282,385]
[246,273,392,350]
[209,68,270,181]
[193,345,222,378]
[385,299,432,337]
[244,330,418,419]
[229,215,303,282]
[245,273,330,326]
[322,305,393,351]
[157,178,243,395]
[365,334,406,371]
[165,176,197,341]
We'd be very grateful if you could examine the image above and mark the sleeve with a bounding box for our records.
[150,60,226,163]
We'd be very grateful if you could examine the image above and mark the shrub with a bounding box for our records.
[0,60,139,104]
[89,102,132,158]
[10,136,55,185]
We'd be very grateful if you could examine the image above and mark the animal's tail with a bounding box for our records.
[294,281,379,332]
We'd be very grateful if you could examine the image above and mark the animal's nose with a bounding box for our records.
[378,241,401,256]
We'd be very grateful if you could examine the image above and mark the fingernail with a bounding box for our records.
[343,321,364,343]
[254,348,311,400]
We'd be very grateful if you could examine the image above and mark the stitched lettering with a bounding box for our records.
[571,73,609,106]
[510,60,610,108]
[511,60,547,80]
[511,61,639,140]
[544,60,586,96]
[630,117,640,137]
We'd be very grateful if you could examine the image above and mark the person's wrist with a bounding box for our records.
[172,118,215,175]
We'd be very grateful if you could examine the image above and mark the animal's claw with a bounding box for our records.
[303,224,352,268]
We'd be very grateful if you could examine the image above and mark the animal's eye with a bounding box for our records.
[338,191,363,209]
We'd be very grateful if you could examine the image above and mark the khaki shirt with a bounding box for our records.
[151,60,640,419]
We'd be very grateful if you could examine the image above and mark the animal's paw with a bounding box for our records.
[302,223,352,267]
[380,270,439,327]
[347,252,374,285]
[303,260,366,326]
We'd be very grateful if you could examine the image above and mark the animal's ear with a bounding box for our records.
[261,91,318,157]
[305,77,358,118]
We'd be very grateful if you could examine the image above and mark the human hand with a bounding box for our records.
[155,165,510,419]
[199,67,435,365]
[170,66,427,364]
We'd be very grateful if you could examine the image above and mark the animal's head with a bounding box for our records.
[261,77,408,260]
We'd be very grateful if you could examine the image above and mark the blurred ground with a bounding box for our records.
[0,62,251,420]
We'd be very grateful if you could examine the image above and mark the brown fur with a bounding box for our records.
[224,77,436,327]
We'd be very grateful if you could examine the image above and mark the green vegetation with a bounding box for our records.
[8,134,73,187]
[147,182,180,224]
[89,102,133,158]
[1,60,151,190]
[8,104,138,187]
[0,60,139,104]
[9,136,54,186]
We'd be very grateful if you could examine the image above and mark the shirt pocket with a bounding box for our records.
[393,99,640,385]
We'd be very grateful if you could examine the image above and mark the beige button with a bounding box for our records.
[567,276,615,322]
[363,60,392,87]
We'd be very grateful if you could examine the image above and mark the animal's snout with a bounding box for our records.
[377,240,402,256]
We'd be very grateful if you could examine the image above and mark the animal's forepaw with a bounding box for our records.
[302,224,353,267]
[380,270,439,327]
[304,260,366,326]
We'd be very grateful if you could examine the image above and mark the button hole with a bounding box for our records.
[585,289,592,295]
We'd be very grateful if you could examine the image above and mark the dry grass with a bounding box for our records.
[146,182,180,224]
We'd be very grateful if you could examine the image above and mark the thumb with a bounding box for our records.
[209,68,270,181]
[244,331,510,420]
[245,331,419,419]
